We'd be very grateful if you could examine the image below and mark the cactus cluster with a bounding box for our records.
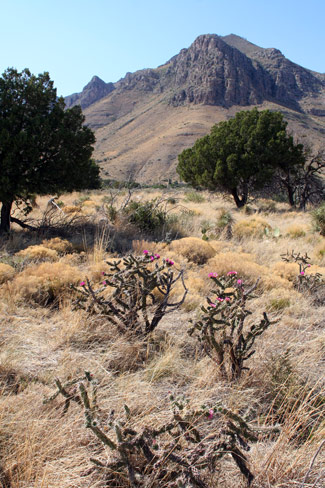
[189,272,271,381]
[45,373,256,487]
[73,252,187,336]
[281,250,324,295]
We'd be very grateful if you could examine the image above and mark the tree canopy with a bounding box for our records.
[176,108,305,207]
[0,68,100,231]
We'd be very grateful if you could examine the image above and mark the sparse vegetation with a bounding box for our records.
[0,187,324,488]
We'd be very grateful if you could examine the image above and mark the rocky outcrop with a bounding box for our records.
[65,76,115,110]
[65,33,324,116]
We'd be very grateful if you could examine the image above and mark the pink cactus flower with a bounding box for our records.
[217,297,224,302]
[208,409,214,419]
[225,297,230,302]
[166,259,174,266]
[307,264,311,268]
[300,271,305,276]
[143,250,149,255]
[154,254,160,259]
[150,256,155,262]
[210,303,216,308]
[101,271,105,275]
[103,281,107,285]
[208,272,218,278]
[237,279,242,285]
[80,281,86,287]
[227,271,237,276]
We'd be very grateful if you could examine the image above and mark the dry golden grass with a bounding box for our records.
[0,263,15,284]
[0,189,324,488]
[7,261,81,304]
[233,217,272,239]
[169,236,216,264]
[17,244,59,261]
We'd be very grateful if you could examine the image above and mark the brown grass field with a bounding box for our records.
[0,188,324,487]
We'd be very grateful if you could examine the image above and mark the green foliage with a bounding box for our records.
[0,68,100,231]
[184,191,205,203]
[45,373,255,486]
[312,202,325,236]
[74,252,188,336]
[177,108,305,208]
[189,272,271,381]
[123,199,168,233]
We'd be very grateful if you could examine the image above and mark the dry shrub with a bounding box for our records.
[81,199,97,207]
[132,239,164,255]
[62,205,81,214]
[233,217,272,239]
[286,224,306,238]
[10,262,81,304]
[42,237,73,254]
[17,245,58,261]
[206,251,263,279]
[272,261,304,282]
[169,237,216,264]
[0,263,15,284]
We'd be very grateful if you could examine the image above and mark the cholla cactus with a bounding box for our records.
[189,272,271,381]
[45,374,255,486]
[281,250,323,295]
[73,252,187,336]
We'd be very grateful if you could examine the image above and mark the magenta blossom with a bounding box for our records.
[154,253,160,259]
[300,271,305,276]
[209,303,216,308]
[208,272,218,278]
[307,264,311,268]
[150,256,155,262]
[237,279,242,285]
[225,297,230,302]
[101,271,105,275]
[166,259,174,266]
[80,281,86,287]
[207,409,214,419]
[217,297,224,302]
[143,250,149,255]
[227,271,237,276]
[103,281,107,285]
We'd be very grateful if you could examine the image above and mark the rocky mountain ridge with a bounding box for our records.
[65,34,325,183]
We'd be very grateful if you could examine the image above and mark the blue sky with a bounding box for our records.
[1,0,324,97]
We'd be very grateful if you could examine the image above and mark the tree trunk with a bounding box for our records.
[286,185,296,207]
[0,200,13,232]
[231,186,248,208]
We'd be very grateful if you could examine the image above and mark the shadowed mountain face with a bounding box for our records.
[65,34,325,183]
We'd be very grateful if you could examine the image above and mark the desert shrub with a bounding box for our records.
[10,262,81,304]
[122,198,170,237]
[189,271,271,381]
[272,261,299,282]
[0,263,15,284]
[286,224,306,238]
[81,199,97,207]
[281,250,324,297]
[169,237,216,264]
[62,205,81,214]
[42,237,73,254]
[17,245,58,262]
[312,202,325,236]
[184,191,205,203]
[74,252,187,336]
[257,199,277,213]
[45,373,255,486]
[233,217,272,239]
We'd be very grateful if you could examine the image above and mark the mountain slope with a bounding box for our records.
[66,34,325,183]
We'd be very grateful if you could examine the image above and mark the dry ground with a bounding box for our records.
[0,189,324,487]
